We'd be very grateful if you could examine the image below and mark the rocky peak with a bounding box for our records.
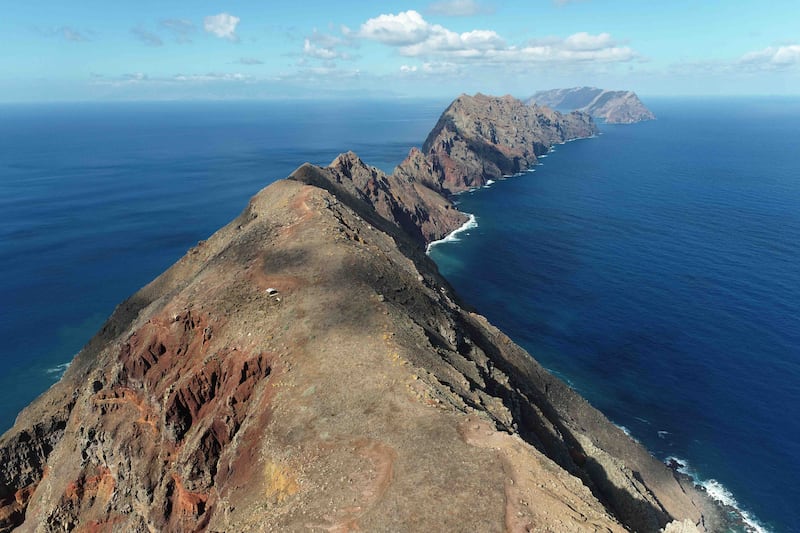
[329,151,366,173]
[292,151,467,248]
[415,93,597,193]
[0,94,727,533]
[529,87,655,124]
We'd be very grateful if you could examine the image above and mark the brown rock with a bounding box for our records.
[0,94,726,533]
[290,151,468,246]
[395,93,597,193]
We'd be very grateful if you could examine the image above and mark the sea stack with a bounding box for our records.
[0,94,723,532]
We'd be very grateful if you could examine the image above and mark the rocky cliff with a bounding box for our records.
[0,94,725,532]
[529,87,656,124]
[396,93,597,194]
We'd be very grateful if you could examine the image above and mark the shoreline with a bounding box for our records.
[425,213,478,254]
[2,94,778,532]
[424,133,770,533]
[666,456,769,533]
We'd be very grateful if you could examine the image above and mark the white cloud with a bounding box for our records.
[92,72,253,88]
[91,72,149,87]
[274,66,365,85]
[131,26,163,47]
[61,27,90,42]
[237,57,264,65]
[360,10,504,56]
[204,13,240,41]
[398,61,464,77]
[426,0,495,17]
[423,61,460,73]
[173,73,250,82]
[300,28,356,62]
[308,29,344,49]
[161,19,195,43]
[304,39,339,60]
[359,10,432,46]
[503,42,634,63]
[399,29,505,57]
[740,44,800,69]
[563,32,615,51]
[358,11,634,65]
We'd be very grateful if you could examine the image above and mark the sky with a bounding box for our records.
[1,0,798,102]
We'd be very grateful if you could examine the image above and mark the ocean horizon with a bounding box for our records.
[1,97,798,532]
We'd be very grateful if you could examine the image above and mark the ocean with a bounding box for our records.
[1,97,797,532]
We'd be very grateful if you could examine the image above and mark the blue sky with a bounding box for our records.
[2,0,798,101]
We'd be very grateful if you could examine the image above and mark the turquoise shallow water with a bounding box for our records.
[1,97,798,532]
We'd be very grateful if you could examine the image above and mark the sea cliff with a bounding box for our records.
[529,87,656,124]
[0,94,725,532]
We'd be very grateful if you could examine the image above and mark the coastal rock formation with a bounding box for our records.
[529,87,656,124]
[297,150,468,245]
[395,93,597,194]
[0,94,723,532]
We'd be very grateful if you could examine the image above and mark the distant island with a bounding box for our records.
[529,87,656,124]
[1,94,733,532]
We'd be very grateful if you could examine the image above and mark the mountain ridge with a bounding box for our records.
[529,87,656,124]
[0,94,730,532]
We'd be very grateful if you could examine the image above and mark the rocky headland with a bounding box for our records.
[396,93,597,194]
[529,87,656,124]
[0,94,726,532]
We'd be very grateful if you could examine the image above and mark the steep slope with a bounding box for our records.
[303,150,467,245]
[529,87,656,124]
[0,94,727,532]
[395,93,597,194]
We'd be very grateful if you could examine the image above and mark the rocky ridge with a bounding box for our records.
[529,87,656,124]
[0,94,726,532]
[396,93,597,194]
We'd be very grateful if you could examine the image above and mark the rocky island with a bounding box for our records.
[0,94,726,532]
[529,87,656,124]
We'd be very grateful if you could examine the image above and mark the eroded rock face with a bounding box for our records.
[0,94,725,532]
[291,150,468,246]
[395,93,597,194]
[529,87,656,124]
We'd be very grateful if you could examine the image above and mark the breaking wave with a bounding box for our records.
[426,213,478,253]
[664,456,770,533]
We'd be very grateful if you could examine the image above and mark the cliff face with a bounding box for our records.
[529,87,656,124]
[0,94,722,533]
[299,151,468,245]
[396,93,597,194]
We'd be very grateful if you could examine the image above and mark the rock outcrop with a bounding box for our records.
[529,87,656,124]
[396,93,597,194]
[296,151,468,245]
[0,94,724,532]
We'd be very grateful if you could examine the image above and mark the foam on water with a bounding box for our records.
[664,457,771,533]
[428,99,800,531]
[426,213,478,253]
[45,362,70,377]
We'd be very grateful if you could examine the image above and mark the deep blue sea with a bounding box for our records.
[1,98,798,532]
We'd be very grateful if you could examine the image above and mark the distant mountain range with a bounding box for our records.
[528,87,655,124]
